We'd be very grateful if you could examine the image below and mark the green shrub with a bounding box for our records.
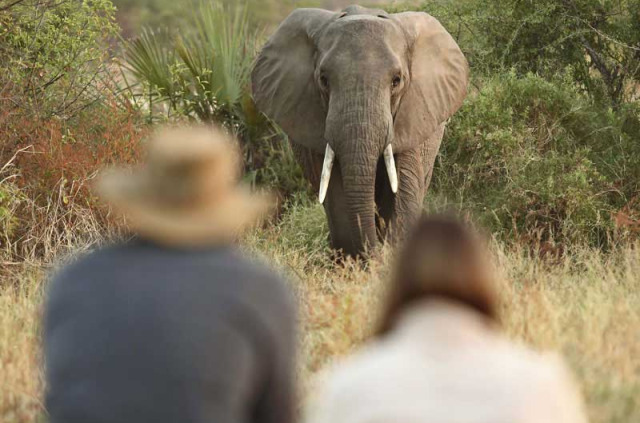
[241,131,310,199]
[275,201,330,256]
[410,0,640,107]
[123,3,260,127]
[0,0,120,118]
[432,72,639,245]
[112,0,298,36]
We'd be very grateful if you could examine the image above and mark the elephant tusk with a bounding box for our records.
[384,144,398,194]
[319,144,335,204]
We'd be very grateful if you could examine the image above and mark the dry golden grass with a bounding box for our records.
[0,265,45,423]
[1,203,639,423]
[252,204,640,422]
[497,246,640,423]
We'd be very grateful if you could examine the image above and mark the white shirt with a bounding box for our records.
[305,299,588,423]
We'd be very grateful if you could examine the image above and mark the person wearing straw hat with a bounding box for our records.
[44,126,296,423]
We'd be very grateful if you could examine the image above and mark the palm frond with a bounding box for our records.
[122,2,258,125]
[124,28,180,102]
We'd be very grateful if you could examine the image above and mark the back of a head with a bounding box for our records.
[377,215,498,335]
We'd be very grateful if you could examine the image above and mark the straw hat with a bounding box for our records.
[96,125,272,247]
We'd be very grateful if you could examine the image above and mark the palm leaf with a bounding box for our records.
[124,28,179,102]
[121,2,259,124]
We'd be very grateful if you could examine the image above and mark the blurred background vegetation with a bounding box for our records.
[112,0,414,35]
[1,3,639,422]
[0,0,638,262]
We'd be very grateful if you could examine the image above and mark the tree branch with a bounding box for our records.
[0,0,27,12]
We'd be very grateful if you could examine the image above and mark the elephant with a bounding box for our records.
[252,5,469,257]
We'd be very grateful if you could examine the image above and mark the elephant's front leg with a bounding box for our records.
[390,148,426,242]
[389,124,445,241]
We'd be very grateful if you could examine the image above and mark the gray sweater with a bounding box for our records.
[44,240,296,423]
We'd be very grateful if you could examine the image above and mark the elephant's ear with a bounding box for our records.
[392,12,469,145]
[251,9,335,152]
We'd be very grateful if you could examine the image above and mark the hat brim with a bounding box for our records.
[96,168,273,247]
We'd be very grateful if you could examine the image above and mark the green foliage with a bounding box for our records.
[245,135,313,199]
[0,0,120,118]
[123,3,263,130]
[411,0,640,106]
[431,72,639,245]
[274,201,330,257]
[176,3,255,121]
[112,0,299,35]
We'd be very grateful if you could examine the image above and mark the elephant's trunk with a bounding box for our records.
[338,128,379,256]
[326,87,390,256]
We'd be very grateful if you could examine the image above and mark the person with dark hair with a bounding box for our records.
[44,126,296,423]
[306,216,588,423]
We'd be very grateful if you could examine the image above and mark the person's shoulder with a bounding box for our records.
[49,242,124,281]
[225,248,289,286]
[219,248,294,306]
[316,338,396,395]
[487,339,588,422]
[44,243,132,320]
[527,352,588,421]
[493,339,574,382]
[304,338,401,423]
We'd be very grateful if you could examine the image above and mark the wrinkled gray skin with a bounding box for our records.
[252,5,469,257]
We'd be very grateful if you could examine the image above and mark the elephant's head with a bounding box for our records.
[252,5,468,256]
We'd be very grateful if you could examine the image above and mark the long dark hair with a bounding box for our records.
[376,215,499,335]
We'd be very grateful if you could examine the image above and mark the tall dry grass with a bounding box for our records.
[0,265,45,423]
[0,203,638,423]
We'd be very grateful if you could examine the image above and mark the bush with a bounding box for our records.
[112,0,298,36]
[431,72,640,246]
[0,98,146,261]
[0,0,120,118]
[411,0,640,107]
[0,0,147,260]
[244,137,313,200]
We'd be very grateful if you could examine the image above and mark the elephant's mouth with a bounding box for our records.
[318,143,400,244]
[318,143,398,204]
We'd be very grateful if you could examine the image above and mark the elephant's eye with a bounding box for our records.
[392,75,402,88]
[319,75,329,90]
